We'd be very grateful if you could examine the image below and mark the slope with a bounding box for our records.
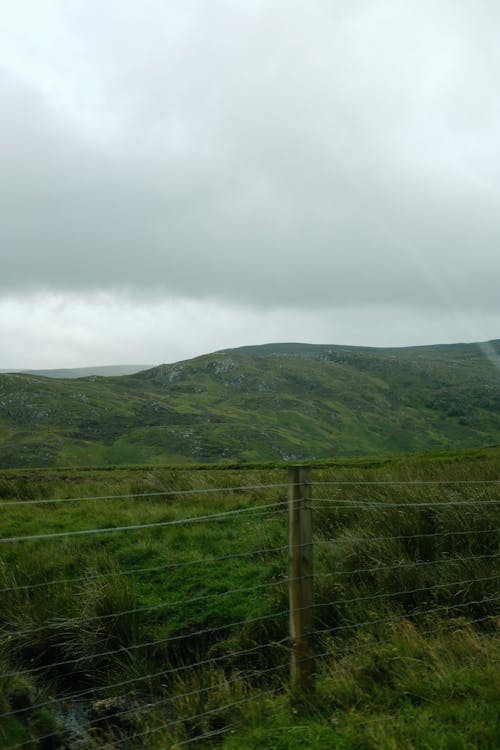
[0,340,499,467]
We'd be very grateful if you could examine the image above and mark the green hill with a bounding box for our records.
[0,364,151,378]
[0,340,499,468]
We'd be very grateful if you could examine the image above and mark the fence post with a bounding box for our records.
[288,466,314,697]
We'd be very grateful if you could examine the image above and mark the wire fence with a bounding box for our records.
[0,469,498,749]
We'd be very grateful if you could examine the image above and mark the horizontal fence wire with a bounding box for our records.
[4,527,496,594]
[4,689,263,750]
[0,482,290,508]
[306,612,500,739]
[307,574,499,615]
[2,671,279,750]
[19,607,499,750]
[3,546,494,597]
[0,544,289,594]
[4,601,497,750]
[6,556,496,640]
[2,607,291,680]
[0,575,500,704]
[1,472,498,749]
[313,480,500,486]
[318,528,498,545]
[312,495,500,504]
[113,692,265,750]
[0,638,290,722]
[3,577,291,638]
[315,610,499,661]
[310,594,500,639]
[312,499,500,508]
[314,552,500,579]
[175,725,234,748]
[0,503,287,544]
[105,665,283,736]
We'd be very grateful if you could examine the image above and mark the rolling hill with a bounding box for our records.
[0,364,151,378]
[0,340,499,468]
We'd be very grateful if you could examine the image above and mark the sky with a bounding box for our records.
[1,0,500,368]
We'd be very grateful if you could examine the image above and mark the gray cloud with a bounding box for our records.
[1,0,500,316]
[2,292,498,369]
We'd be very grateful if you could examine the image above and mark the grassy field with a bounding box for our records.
[0,446,498,748]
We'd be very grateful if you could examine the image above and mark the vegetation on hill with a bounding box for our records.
[0,447,498,748]
[0,365,152,379]
[0,340,499,468]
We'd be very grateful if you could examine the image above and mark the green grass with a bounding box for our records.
[0,448,498,748]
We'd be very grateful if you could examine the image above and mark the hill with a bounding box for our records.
[0,340,499,468]
[0,364,151,378]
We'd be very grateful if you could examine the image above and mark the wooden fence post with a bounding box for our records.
[288,466,314,697]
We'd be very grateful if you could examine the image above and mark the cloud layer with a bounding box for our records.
[1,1,499,364]
[2,291,498,369]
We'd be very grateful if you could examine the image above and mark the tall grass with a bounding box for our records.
[0,448,498,748]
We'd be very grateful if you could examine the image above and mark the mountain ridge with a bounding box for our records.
[0,339,499,468]
[0,365,152,379]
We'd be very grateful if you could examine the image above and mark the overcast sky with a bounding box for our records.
[1,0,499,367]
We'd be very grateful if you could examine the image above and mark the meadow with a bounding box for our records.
[0,446,498,748]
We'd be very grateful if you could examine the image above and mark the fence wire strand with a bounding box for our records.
[307,574,499,615]
[2,607,291,680]
[310,594,500,639]
[1,472,498,749]
[313,480,500,486]
[0,638,289,722]
[2,577,291,639]
[313,499,500,508]
[0,503,287,544]
[314,552,499,580]
[0,482,289,508]
[318,527,498,545]
[0,544,289,594]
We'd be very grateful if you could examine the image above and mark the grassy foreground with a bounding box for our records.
[0,446,498,748]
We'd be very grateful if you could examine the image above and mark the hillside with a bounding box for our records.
[0,340,499,468]
[0,365,151,379]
